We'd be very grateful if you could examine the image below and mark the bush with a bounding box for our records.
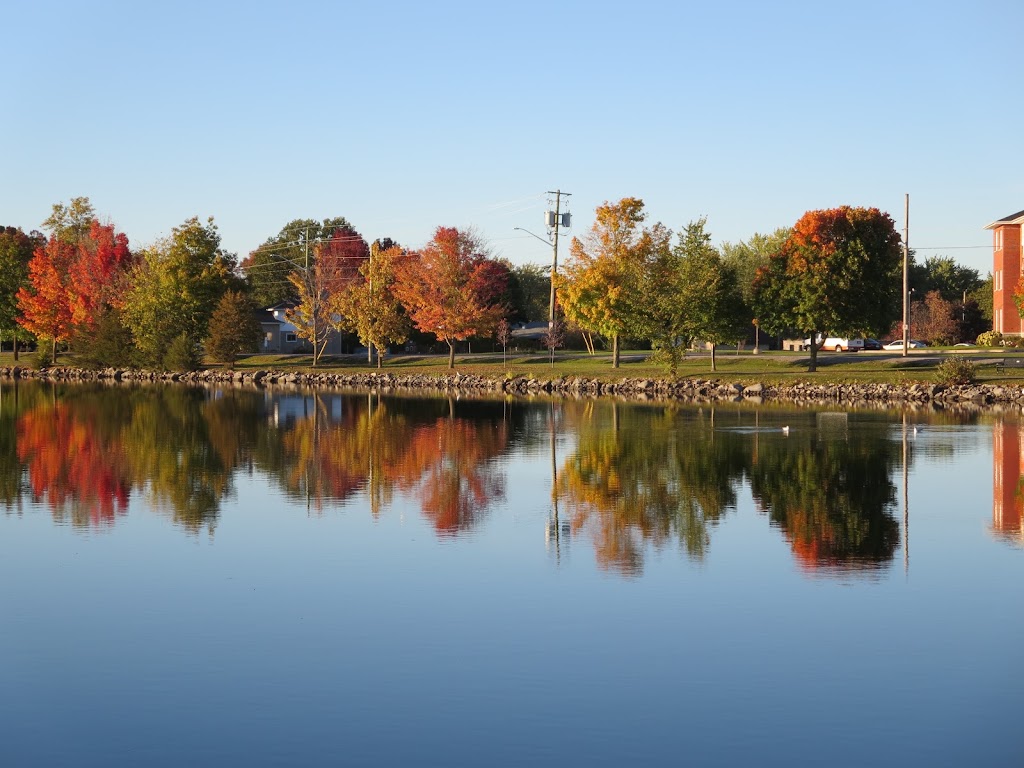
[936,356,976,386]
[73,308,137,369]
[164,333,201,372]
[32,348,51,370]
[976,330,1003,347]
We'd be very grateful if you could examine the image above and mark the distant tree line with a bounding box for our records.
[0,196,992,374]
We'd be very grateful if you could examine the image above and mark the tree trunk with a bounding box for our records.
[376,346,383,369]
[447,340,456,369]
[808,331,819,372]
[711,343,717,372]
[612,333,620,368]
[12,334,18,362]
[51,337,58,365]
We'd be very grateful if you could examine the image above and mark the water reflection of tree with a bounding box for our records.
[558,403,749,576]
[15,383,133,526]
[259,394,510,534]
[748,422,901,574]
[7,383,264,533]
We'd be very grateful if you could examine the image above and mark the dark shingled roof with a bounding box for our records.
[984,209,1024,229]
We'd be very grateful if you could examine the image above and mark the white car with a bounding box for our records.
[883,339,927,349]
[802,336,864,352]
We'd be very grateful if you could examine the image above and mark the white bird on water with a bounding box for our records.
[782,426,790,435]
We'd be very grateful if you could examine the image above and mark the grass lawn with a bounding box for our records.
[2,348,1021,387]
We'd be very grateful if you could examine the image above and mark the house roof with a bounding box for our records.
[510,321,550,340]
[984,209,1024,229]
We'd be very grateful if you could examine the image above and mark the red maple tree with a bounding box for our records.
[392,227,507,369]
[69,220,134,328]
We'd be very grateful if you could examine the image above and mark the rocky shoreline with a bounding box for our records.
[2,364,1023,408]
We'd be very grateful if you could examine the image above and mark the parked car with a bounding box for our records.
[801,336,864,352]
[883,339,927,350]
[863,338,883,350]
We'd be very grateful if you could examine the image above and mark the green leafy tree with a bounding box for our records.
[675,220,746,372]
[205,290,262,367]
[41,196,96,244]
[640,218,745,374]
[122,217,238,368]
[0,227,42,359]
[503,262,550,322]
[753,206,902,372]
[74,307,137,369]
[720,227,791,305]
[241,217,354,308]
[911,255,981,303]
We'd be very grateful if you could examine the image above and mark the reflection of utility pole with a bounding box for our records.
[902,412,910,576]
[546,401,569,562]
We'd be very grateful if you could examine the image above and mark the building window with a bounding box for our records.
[995,228,1003,248]
[285,333,297,343]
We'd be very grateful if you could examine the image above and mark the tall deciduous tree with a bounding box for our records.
[16,237,77,363]
[0,226,42,359]
[392,227,506,370]
[720,227,791,305]
[122,217,237,368]
[753,206,902,372]
[241,217,354,308]
[286,225,369,366]
[69,220,134,330]
[330,241,409,368]
[41,196,96,244]
[559,198,656,368]
[644,218,745,374]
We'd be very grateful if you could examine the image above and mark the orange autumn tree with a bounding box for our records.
[559,198,656,368]
[17,237,77,363]
[393,227,506,369]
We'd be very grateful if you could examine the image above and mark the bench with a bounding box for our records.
[995,358,1024,373]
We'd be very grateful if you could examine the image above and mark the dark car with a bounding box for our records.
[863,338,883,350]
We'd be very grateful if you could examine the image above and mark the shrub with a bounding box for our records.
[205,290,261,368]
[164,333,201,372]
[73,308,137,369]
[936,356,976,386]
[976,330,1003,347]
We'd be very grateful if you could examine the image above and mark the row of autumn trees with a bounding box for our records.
[560,197,992,373]
[0,198,528,370]
[1,196,992,373]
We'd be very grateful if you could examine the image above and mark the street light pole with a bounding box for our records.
[902,194,910,357]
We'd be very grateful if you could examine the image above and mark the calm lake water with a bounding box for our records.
[0,381,1020,767]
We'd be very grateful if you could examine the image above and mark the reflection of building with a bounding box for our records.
[992,420,1024,542]
[985,209,1024,337]
[266,393,345,428]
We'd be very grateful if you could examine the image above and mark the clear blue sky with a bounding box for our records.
[3,0,1020,276]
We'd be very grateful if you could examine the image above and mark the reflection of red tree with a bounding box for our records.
[392,419,507,535]
[772,506,889,575]
[16,403,130,526]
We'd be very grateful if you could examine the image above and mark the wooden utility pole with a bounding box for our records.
[902,194,910,357]
[546,190,571,326]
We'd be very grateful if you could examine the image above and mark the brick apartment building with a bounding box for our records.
[986,209,1024,337]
